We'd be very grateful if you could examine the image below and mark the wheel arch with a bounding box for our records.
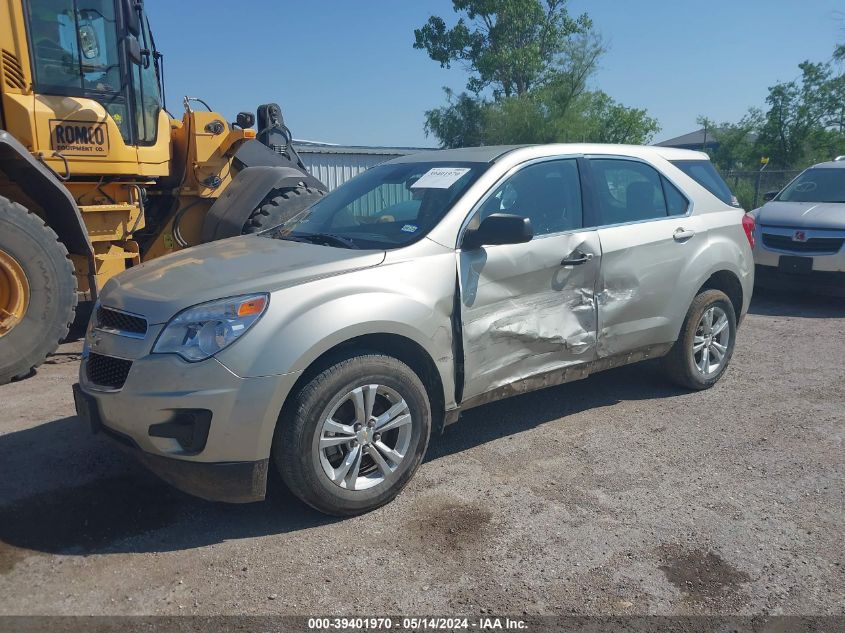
[279,332,447,435]
[0,131,96,293]
[697,269,743,323]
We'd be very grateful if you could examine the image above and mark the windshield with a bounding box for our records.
[777,168,845,203]
[268,162,487,249]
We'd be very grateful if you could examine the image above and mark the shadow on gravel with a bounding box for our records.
[0,351,684,566]
[0,416,334,570]
[428,359,685,461]
[749,287,845,318]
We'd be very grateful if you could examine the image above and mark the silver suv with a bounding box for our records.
[73,144,754,516]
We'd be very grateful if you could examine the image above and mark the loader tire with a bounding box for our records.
[0,196,77,385]
[242,185,325,233]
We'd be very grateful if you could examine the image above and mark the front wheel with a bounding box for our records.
[662,289,737,390]
[273,354,432,516]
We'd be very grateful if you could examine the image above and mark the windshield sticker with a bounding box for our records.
[410,167,471,189]
[401,224,419,233]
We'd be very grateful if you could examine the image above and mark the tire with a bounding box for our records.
[274,354,432,516]
[242,185,325,233]
[661,289,737,390]
[0,196,77,385]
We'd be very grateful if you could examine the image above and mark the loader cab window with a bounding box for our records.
[130,13,162,144]
[27,0,122,97]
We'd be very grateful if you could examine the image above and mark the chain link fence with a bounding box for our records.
[721,169,802,210]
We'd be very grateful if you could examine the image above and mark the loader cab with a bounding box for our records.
[20,0,168,175]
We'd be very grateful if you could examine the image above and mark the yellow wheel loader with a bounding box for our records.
[0,0,327,384]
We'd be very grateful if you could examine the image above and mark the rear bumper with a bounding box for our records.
[755,264,845,296]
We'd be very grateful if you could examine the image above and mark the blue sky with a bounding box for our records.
[145,1,844,147]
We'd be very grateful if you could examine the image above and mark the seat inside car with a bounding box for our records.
[625,180,662,222]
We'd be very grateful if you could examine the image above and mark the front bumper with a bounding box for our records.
[75,383,269,503]
[76,345,301,503]
[754,264,845,296]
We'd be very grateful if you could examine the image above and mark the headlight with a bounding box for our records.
[152,294,268,362]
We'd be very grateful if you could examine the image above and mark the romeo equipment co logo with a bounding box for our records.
[49,119,110,155]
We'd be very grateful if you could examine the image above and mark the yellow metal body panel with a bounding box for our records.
[0,0,257,294]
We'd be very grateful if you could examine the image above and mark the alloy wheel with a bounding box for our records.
[693,305,730,375]
[317,384,413,491]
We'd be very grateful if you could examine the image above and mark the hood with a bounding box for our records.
[754,201,845,230]
[99,235,386,324]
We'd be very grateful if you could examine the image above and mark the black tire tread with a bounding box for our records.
[242,186,325,233]
[0,195,77,384]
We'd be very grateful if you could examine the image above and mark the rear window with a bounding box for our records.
[671,160,739,207]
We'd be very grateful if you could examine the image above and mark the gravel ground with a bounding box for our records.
[0,288,843,617]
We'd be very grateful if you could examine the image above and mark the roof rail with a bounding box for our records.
[835,155,845,161]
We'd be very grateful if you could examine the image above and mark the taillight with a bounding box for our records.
[742,213,755,248]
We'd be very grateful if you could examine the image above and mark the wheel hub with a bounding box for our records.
[0,249,30,338]
[356,422,375,446]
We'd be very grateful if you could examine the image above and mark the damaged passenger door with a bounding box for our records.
[587,157,694,357]
[458,157,601,404]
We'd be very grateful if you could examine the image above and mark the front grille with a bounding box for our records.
[86,353,132,389]
[96,306,147,335]
[761,233,845,254]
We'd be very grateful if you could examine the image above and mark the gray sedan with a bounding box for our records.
[752,158,845,293]
[74,144,754,516]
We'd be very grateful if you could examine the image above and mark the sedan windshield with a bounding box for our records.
[778,168,845,203]
[266,161,487,249]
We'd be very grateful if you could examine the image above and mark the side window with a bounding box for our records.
[662,176,689,216]
[591,159,670,225]
[472,159,584,237]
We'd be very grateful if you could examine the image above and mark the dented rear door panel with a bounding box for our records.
[595,214,704,356]
[458,231,601,402]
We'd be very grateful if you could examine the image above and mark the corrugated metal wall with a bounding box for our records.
[297,151,405,191]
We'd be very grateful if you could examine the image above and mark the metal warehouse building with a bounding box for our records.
[293,143,430,190]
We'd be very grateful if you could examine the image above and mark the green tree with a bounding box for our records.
[756,61,845,168]
[695,111,762,171]
[423,88,486,148]
[573,91,660,144]
[413,0,592,98]
[415,1,661,147]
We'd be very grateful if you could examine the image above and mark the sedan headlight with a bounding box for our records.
[152,294,268,362]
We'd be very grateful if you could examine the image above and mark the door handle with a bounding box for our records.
[673,228,696,242]
[561,250,594,266]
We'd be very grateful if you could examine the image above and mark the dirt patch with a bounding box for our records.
[658,545,751,608]
[0,542,30,575]
[407,498,492,552]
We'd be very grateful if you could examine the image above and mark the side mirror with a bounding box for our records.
[462,213,533,250]
[122,0,141,36]
[125,34,142,65]
[763,190,779,202]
